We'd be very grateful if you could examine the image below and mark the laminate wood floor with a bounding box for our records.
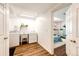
[14,43,52,56]
[54,45,67,56]
[13,43,66,56]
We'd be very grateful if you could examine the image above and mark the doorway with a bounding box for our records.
[52,7,69,56]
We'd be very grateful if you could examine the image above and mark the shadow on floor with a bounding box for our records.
[9,47,16,56]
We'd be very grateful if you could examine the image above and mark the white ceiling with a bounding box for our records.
[9,3,71,19]
[54,7,69,22]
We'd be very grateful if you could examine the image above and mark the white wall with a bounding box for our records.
[35,12,54,54]
[9,17,36,33]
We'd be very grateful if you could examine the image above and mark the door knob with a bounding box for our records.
[4,37,8,40]
[70,40,76,43]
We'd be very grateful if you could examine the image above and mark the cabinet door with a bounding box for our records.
[9,34,19,47]
[29,33,37,43]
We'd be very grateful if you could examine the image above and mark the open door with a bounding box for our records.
[66,4,78,56]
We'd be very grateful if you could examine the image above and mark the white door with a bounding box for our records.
[0,4,9,56]
[75,4,79,56]
[0,4,5,56]
[66,5,77,56]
